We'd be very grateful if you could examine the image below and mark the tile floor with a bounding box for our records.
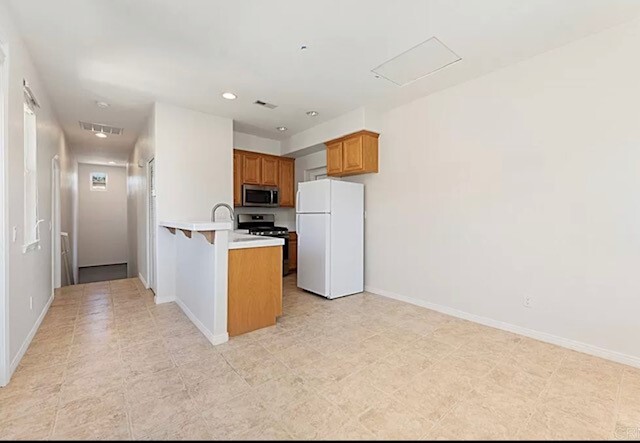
[0,274,639,440]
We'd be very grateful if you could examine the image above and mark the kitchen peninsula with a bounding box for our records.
[158,221,284,345]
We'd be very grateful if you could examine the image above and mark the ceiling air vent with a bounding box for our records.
[79,121,124,135]
[254,100,278,110]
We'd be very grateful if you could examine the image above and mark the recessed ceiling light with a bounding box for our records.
[276,126,288,132]
[95,132,107,138]
[306,111,319,117]
[109,161,116,165]
[96,101,109,108]
[222,92,237,100]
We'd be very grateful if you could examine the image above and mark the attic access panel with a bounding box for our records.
[372,37,461,86]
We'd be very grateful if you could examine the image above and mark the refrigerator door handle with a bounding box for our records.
[296,190,301,210]
[296,214,300,236]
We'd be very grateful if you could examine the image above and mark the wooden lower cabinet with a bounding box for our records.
[288,232,297,271]
[228,246,283,336]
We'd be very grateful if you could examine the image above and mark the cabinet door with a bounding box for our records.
[233,151,243,206]
[261,156,279,186]
[243,153,261,185]
[278,159,295,207]
[326,141,343,176]
[289,239,297,270]
[342,135,364,173]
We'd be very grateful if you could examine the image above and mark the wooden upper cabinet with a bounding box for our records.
[326,130,379,177]
[261,156,279,186]
[242,153,261,185]
[278,158,295,207]
[233,149,295,207]
[326,141,344,176]
[342,135,363,173]
[233,152,243,206]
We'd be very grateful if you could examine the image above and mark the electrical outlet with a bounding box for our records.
[523,296,533,308]
[29,296,33,310]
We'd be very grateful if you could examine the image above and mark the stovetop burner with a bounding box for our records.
[238,214,288,237]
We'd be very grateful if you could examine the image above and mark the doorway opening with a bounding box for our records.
[76,162,128,284]
[147,157,156,293]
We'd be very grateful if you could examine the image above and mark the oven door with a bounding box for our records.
[243,185,278,207]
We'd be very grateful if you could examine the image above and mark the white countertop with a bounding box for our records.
[159,220,233,231]
[229,231,285,250]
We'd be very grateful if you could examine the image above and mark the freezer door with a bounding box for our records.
[296,179,331,214]
[296,213,331,297]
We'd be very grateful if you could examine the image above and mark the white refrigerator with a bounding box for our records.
[296,179,364,299]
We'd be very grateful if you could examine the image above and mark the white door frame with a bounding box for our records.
[0,43,10,386]
[146,157,156,293]
[51,156,61,291]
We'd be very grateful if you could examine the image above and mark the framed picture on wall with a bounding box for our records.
[90,172,107,191]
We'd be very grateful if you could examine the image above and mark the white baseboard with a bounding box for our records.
[7,294,54,381]
[365,285,640,369]
[138,272,149,289]
[174,298,229,346]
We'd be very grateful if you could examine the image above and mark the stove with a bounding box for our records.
[237,214,289,275]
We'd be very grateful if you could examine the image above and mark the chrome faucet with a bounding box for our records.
[211,203,234,223]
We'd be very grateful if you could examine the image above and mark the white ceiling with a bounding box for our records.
[7,0,640,161]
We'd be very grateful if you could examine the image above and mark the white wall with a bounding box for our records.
[344,18,640,364]
[127,110,155,281]
[153,102,233,302]
[58,136,76,286]
[77,164,127,267]
[233,131,281,155]
[0,2,72,381]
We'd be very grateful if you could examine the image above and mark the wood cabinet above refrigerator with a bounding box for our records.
[326,130,379,177]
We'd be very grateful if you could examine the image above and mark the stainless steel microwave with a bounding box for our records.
[242,184,279,207]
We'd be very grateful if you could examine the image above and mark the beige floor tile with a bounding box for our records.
[140,415,212,440]
[169,341,221,367]
[128,391,196,439]
[53,391,127,438]
[359,395,434,440]
[275,391,351,439]
[520,405,611,440]
[120,339,176,379]
[201,391,274,439]
[0,407,55,440]
[233,422,293,440]
[125,367,186,405]
[53,412,130,440]
[59,370,125,406]
[187,370,250,409]
[320,368,390,416]
[4,274,639,441]
[270,341,324,369]
[252,372,311,409]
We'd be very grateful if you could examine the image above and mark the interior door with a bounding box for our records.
[296,213,330,296]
